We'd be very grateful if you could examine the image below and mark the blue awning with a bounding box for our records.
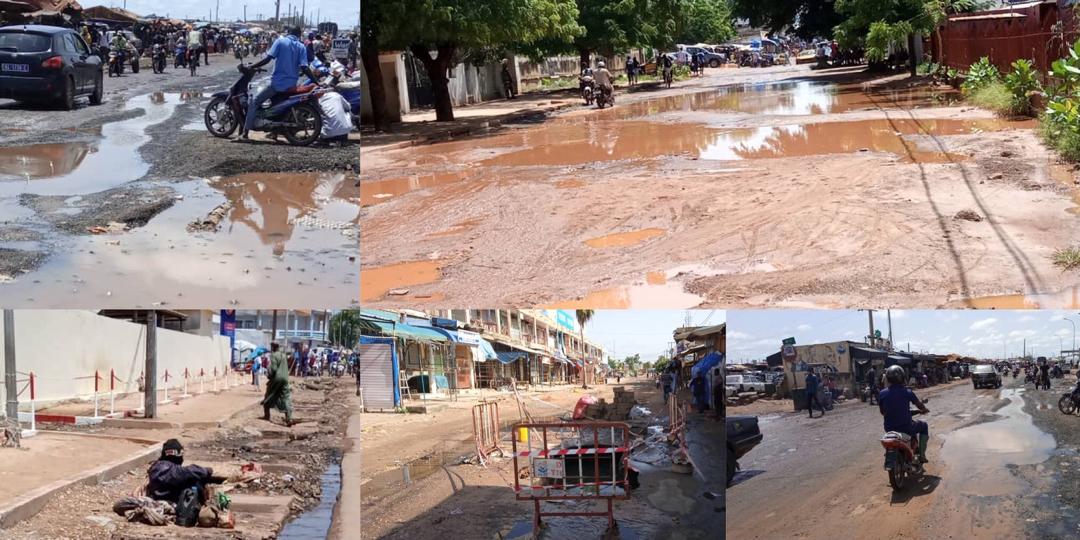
[496,351,529,364]
[359,318,449,343]
[692,352,723,377]
[478,338,498,362]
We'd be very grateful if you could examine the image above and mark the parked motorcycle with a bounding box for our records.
[151,44,167,74]
[203,64,324,146]
[328,61,361,130]
[879,401,929,491]
[129,49,140,74]
[595,84,613,109]
[579,74,595,105]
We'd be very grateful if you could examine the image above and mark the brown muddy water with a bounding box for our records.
[360,260,442,302]
[363,82,1029,208]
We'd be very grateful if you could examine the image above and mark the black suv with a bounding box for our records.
[727,415,762,485]
[0,25,103,109]
[971,364,1002,389]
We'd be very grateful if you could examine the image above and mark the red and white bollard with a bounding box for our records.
[26,372,37,435]
[162,370,171,403]
[109,369,118,416]
[92,370,101,418]
[199,368,205,394]
[181,368,191,398]
[213,367,219,392]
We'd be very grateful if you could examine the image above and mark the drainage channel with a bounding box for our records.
[278,460,343,539]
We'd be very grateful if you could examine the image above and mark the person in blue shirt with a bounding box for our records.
[239,26,318,141]
[805,369,824,418]
[879,365,930,464]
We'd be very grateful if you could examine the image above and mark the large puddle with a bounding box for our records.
[1,172,359,306]
[548,270,703,309]
[940,388,1055,496]
[360,260,443,302]
[0,93,191,195]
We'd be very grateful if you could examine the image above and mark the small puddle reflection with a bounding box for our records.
[361,260,442,301]
[940,388,1055,496]
[953,287,1080,309]
[0,93,185,195]
[548,271,703,309]
[584,228,665,248]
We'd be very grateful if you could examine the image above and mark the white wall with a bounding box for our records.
[0,311,232,412]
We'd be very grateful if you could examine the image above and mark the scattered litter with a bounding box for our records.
[629,405,652,419]
[187,201,234,232]
[954,210,982,222]
[388,288,410,296]
[87,222,128,234]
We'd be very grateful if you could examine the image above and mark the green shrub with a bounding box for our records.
[961,57,1001,95]
[1004,59,1040,116]
[969,82,1013,115]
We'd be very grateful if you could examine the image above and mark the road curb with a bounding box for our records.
[0,438,160,529]
[365,102,577,152]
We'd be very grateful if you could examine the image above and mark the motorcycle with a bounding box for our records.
[151,44,167,74]
[188,47,199,76]
[579,75,595,105]
[1059,391,1080,415]
[107,49,123,77]
[331,361,346,378]
[328,61,362,130]
[595,84,614,109]
[879,399,929,491]
[203,64,324,147]
[129,48,140,74]
[175,43,188,69]
[1024,371,1036,385]
[1052,366,1064,379]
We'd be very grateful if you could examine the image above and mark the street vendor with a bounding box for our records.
[147,439,216,503]
[262,343,295,426]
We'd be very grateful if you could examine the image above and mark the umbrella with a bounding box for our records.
[234,339,258,352]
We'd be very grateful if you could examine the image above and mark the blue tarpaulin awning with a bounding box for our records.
[478,338,498,362]
[359,319,450,343]
[496,351,529,364]
[692,352,723,377]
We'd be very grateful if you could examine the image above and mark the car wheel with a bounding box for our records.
[58,76,74,111]
[89,73,103,105]
[710,59,720,68]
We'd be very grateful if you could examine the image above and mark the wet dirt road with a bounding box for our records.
[361,65,1080,308]
[726,378,1068,539]
[0,55,359,307]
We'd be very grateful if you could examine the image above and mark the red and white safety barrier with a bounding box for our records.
[515,447,628,458]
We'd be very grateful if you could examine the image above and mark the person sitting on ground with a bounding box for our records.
[878,365,931,464]
[147,439,218,503]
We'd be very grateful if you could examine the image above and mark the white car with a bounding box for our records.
[727,374,766,395]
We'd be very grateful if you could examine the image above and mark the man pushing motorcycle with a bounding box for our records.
[879,365,931,465]
[238,26,318,142]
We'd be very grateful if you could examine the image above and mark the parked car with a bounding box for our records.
[684,46,726,67]
[971,364,1002,389]
[0,25,103,109]
[727,374,766,395]
[727,415,762,486]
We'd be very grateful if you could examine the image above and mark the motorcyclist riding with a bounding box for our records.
[879,365,930,465]
[593,61,613,97]
[239,26,319,141]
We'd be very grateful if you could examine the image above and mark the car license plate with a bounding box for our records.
[1,63,29,73]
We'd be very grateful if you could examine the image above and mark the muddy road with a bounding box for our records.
[360,65,1080,308]
[361,379,723,539]
[726,377,1074,539]
[0,54,359,308]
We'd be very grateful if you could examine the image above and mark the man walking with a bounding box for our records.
[805,369,824,418]
[261,343,294,426]
[866,366,877,405]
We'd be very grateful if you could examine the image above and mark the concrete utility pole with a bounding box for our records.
[887,310,893,351]
[144,311,158,419]
[860,309,877,346]
[275,0,280,23]
[4,310,17,421]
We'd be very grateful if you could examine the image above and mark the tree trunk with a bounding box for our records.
[360,35,388,131]
[411,43,456,122]
[908,33,917,78]
[578,47,591,70]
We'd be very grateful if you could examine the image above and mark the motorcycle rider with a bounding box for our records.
[239,26,318,141]
[593,61,613,100]
[879,365,930,464]
[109,32,130,65]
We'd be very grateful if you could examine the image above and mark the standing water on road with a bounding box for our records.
[278,462,342,539]
[940,388,1056,496]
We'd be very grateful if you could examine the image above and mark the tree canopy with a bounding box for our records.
[676,0,737,45]
[731,0,842,39]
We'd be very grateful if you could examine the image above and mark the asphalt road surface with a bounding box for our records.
[727,376,1071,539]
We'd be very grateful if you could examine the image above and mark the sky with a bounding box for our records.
[84,0,359,28]
[585,310,725,363]
[727,310,1080,362]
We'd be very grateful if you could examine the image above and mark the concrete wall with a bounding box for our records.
[0,311,232,412]
[360,52,406,123]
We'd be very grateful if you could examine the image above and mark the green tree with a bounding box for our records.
[570,0,683,67]
[731,0,842,39]
[329,310,363,348]
[654,354,671,372]
[380,0,582,121]
[576,309,595,388]
[360,1,391,131]
[676,0,736,45]
[623,353,641,376]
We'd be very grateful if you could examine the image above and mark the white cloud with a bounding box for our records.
[1009,330,1037,338]
[970,318,998,331]
[890,310,908,319]
[797,324,812,332]
[728,331,751,340]
[1019,315,1035,322]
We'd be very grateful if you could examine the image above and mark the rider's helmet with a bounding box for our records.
[885,365,906,386]
[597,61,606,69]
